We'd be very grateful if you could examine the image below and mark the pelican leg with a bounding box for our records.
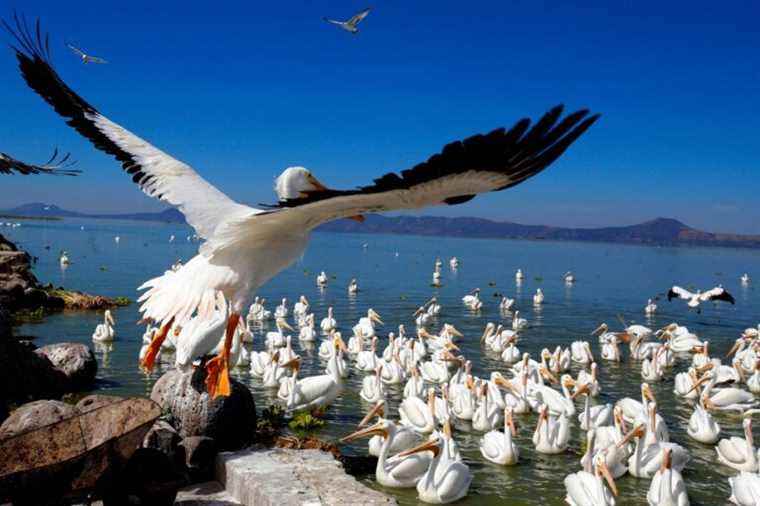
[140,316,175,372]
[206,313,241,398]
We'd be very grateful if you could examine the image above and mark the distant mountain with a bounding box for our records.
[3,203,759,249]
[0,203,186,223]
[318,215,760,249]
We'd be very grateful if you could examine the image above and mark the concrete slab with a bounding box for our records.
[175,481,241,505]
[216,448,397,506]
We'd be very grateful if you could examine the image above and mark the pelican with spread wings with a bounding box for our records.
[323,7,371,34]
[667,285,735,309]
[0,148,79,176]
[67,42,107,64]
[7,15,599,398]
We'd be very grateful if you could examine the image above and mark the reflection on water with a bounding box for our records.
[3,217,760,505]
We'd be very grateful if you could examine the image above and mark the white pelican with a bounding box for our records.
[646,448,689,506]
[265,318,294,349]
[527,374,575,416]
[515,269,524,282]
[618,421,689,479]
[641,347,665,382]
[564,451,617,506]
[449,257,459,269]
[563,271,575,284]
[360,366,386,403]
[687,398,720,444]
[316,271,328,286]
[533,406,570,454]
[284,353,343,413]
[601,336,621,362]
[667,285,736,309]
[533,288,544,305]
[512,311,527,330]
[298,314,317,342]
[501,342,521,364]
[381,352,406,385]
[462,288,482,311]
[404,366,425,399]
[274,298,289,319]
[576,362,601,397]
[325,344,349,380]
[741,273,751,285]
[261,351,286,388]
[66,43,107,64]
[473,383,502,432]
[323,7,371,34]
[729,472,760,506]
[320,307,337,334]
[114,236,119,244]
[716,416,759,472]
[59,251,70,266]
[398,423,472,504]
[341,419,431,489]
[691,371,758,412]
[293,295,309,319]
[747,359,760,394]
[415,305,432,328]
[499,296,515,312]
[571,340,593,364]
[480,406,519,465]
[426,297,441,316]
[400,388,437,434]
[359,401,423,457]
[10,28,597,399]
[347,278,359,294]
[451,377,476,421]
[673,367,700,400]
[580,429,628,479]
[432,267,442,287]
[577,388,613,430]
[353,309,383,339]
[92,309,115,342]
[356,337,381,372]
[644,298,657,315]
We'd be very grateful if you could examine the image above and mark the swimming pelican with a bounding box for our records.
[92,309,115,342]
[59,250,70,266]
[571,341,594,364]
[667,285,735,309]
[320,307,337,334]
[473,383,502,432]
[261,351,286,388]
[691,371,758,412]
[10,23,597,400]
[716,415,759,472]
[564,451,617,506]
[399,388,437,434]
[359,401,423,457]
[741,273,751,285]
[687,397,720,444]
[265,318,295,348]
[576,362,601,396]
[646,448,689,506]
[316,271,328,286]
[293,295,309,319]
[348,278,359,294]
[499,296,515,312]
[462,288,482,311]
[729,471,760,506]
[576,385,613,430]
[298,314,317,342]
[353,309,383,339]
[515,269,524,282]
[601,336,621,362]
[644,298,657,315]
[563,271,575,284]
[533,288,544,305]
[274,298,289,319]
[356,336,381,372]
[533,406,570,454]
[404,366,425,399]
[398,422,472,504]
[284,352,343,413]
[449,257,459,269]
[480,406,519,465]
[360,365,386,403]
[512,311,528,330]
[341,419,432,489]
[618,412,689,479]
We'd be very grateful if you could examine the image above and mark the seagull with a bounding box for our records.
[667,285,735,310]
[323,7,371,34]
[8,16,598,399]
[66,43,107,64]
[0,148,79,176]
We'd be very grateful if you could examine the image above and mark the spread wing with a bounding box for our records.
[668,286,694,301]
[246,105,597,232]
[348,8,371,26]
[6,15,256,240]
[700,286,735,304]
[0,147,80,176]
[66,42,85,57]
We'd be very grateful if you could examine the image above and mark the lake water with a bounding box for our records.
[3,217,759,505]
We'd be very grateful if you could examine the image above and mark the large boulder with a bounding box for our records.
[0,304,10,339]
[150,367,256,451]
[0,234,40,311]
[36,342,97,389]
[143,420,182,460]
[0,399,76,438]
[0,338,67,404]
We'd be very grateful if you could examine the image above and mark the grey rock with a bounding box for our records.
[112,447,184,506]
[0,339,66,404]
[179,436,217,481]
[0,399,76,438]
[150,368,256,451]
[75,394,122,413]
[144,419,182,458]
[175,481,241,505]
[36,342,97,389]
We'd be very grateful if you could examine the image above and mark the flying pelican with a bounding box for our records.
[667,285,735,309]
[323,7,371,34]
[0,148,79,176]
[66,43,107,64]
[9,17,597,398]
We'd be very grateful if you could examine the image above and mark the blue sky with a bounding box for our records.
[2,1,759,233]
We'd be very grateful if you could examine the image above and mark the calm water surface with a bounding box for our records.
[4,217,759,506]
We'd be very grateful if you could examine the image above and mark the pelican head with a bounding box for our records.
[358,400,386,428]
[275,166,329,201]
[341,419,391,443]
[368,309,383,325]
[591,323,608,336]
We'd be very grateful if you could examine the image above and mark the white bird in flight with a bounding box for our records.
[323,7,371,34]
[8,16,598,399]
[66,43,108,64]
[667,285,735,309]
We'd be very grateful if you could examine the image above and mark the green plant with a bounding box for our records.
[288,411,325,433]
[257,404,286,433]
[113,296,131,306]
[13,307,45,323]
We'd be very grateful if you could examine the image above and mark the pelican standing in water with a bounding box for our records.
[9,17,597,398]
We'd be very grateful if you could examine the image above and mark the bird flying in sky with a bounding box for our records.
[323,7,371,34]
[66,43,108,64]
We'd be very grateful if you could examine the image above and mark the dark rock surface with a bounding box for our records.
[0,399,76,438]
[143,419,182,459]
[150,367,256,451]
[0,338,68,404]
[36,342,97,389]
[108,448,184,506]
[178,436,217,482]
[0,304,10,339]
[75,394,122,413]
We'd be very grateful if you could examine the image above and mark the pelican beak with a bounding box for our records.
[727,340,743,357]
[306,173,329,193]
[281,319,295,332]
[271,351,281,364]
[599,460,619,497]
[617,424,644,448]
[442,418,453,438]
[397,437,440,458]
[642,383,656,403]
[370,310,384,325]
[340,421,387,443]
[494,376,512,390]
[282,357,301,371]
[449,326,464,338]
[660,447,672,472]
[696,362,715,374]
[541,367,559,384]
[444,341,460,352]
[507,409,517,436]
[336,335,349,353]
[571,383,590,400]
[686,374,710,395]
[616,332,631,343]
[466,375,476,390]
[591,324,607,336]
[358,401,385,428]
